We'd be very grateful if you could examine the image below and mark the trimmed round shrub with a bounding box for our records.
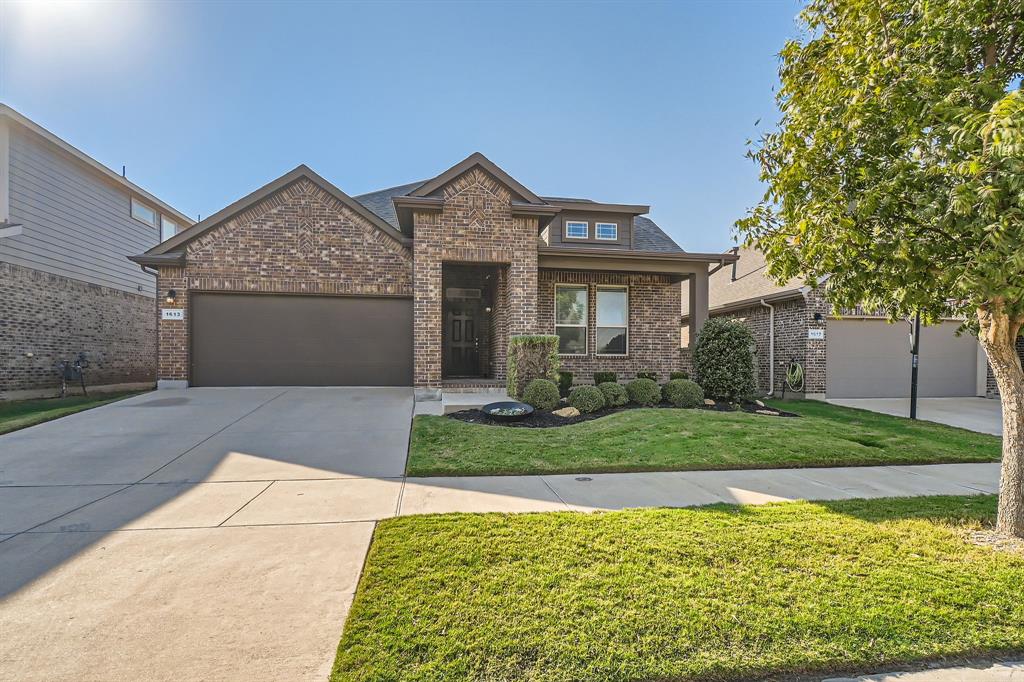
[663,379,704,408]
[692,318,757,402]
[521,378,560,411]
[598,381,628,407]
[626,377,662,406]
[670,370,689,381]
[569,385,606,414]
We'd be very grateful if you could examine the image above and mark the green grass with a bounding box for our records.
[0,391,146,435]
[333,495,1024,682]
[407,400,1001,476]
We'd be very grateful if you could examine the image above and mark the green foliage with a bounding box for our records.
[557,371,574,398]
[736,0,1024,330]
[636,370,658,381]
[521,379,561,412]
[663,379,705,408]
[594,371,617,385]
[693,319,757,402]
[506,335,560,399]
[626,378,662,406]
[597,381,628,408]
[568,385,606,414]
[670,371,689,381]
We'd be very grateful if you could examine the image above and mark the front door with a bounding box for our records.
[445,300,482,377]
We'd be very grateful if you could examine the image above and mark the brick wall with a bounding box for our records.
[412,167,539,387]
[1,262,155,397]
[538,270,684,383]
[154,178,413,382]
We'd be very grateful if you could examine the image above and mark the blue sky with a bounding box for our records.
[0,0,801,252]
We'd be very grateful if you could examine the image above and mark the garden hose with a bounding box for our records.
[785,361,805,393]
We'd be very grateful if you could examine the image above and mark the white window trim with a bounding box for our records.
[595,222,618,241]
[564,220,589,240]
[131,197,159,228]
[595,285,629,356]
[160,215,178,242]
[554,283,588,356]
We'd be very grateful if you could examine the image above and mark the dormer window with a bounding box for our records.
[596,222,618,240]
[565,221,588,239]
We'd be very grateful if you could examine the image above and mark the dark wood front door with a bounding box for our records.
[445,300,482,377]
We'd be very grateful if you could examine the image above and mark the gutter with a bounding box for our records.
[759,299,776,397]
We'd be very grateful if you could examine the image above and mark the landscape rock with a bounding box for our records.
[756,409,776,415]
[703,398,716,406]
[754,399,765,407]
[553,406,580,418]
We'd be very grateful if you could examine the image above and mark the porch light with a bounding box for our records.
[165,289,177,304]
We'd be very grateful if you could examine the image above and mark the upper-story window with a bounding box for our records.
[131,197,158,227]
[596,222,618,241]
[161,216,178,242]
[565,221,588,239]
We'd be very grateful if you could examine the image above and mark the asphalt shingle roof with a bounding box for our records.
[354,186,684,253]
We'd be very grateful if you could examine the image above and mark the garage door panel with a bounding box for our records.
[190,294,412,387]
[826,319,977,398]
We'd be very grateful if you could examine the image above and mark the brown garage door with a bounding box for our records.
[826,319,978,398]
[190,293,413,387]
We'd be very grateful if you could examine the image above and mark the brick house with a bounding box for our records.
[683,247,989,400]
[131,153,734,397]
[0,104,192,399]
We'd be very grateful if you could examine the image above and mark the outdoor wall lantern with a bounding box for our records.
[165,289,178,304]
[813,312,824,322]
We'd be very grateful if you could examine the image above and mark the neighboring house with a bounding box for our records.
[0,104,193,399]
[683,247,988,400]
[130,153,735,396]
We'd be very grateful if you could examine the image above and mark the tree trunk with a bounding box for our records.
[977,304,1024,537]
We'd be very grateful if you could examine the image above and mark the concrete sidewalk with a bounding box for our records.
[396,461,1000,515]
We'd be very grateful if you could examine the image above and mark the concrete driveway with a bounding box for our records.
[827,397,1002,436]
[0,387,412,682]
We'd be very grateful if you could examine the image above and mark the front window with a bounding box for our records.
[161,216,178,242]
[555,284,588,354]
[596,222,618,240]
[565,221,588,239]
[596,287,628,355]
[131,198,158,227]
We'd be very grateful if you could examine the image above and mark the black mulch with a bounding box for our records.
[447,400,800,429]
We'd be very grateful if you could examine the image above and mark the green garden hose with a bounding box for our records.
[785,361,805,393]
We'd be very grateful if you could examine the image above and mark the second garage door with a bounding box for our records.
[190,293,413,387]
[826,319,978,398]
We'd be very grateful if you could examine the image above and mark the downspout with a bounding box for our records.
[759,299,775,397]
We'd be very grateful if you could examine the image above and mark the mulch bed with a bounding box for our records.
[448,400,800,429]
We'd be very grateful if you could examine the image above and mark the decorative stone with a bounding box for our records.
[756,409,776,415]
[553,406,580,418]
[754,399,765,407]
[703,398,716,406]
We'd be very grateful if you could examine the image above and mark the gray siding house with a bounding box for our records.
[0,104,192,399]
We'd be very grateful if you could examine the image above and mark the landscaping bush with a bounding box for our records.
[557,371,574,398]
[522,379,561,411]
[597,381,628,407]
[636,370,658,381]
[507,335,560,400]
[663,379,704,408]
[692,319,756,402]
[568,385,606,414]
[626,378,661,406]
[670,370,689,381]
[594,371,617,385]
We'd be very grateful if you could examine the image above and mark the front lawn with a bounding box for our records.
[408,399,1000,477]
[0,391,145,435]
[333,495,1024,681]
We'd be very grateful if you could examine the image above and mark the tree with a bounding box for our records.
[738,0,1024,535]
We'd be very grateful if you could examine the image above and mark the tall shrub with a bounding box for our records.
[692,318,756,402]
[507,335,560,400]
